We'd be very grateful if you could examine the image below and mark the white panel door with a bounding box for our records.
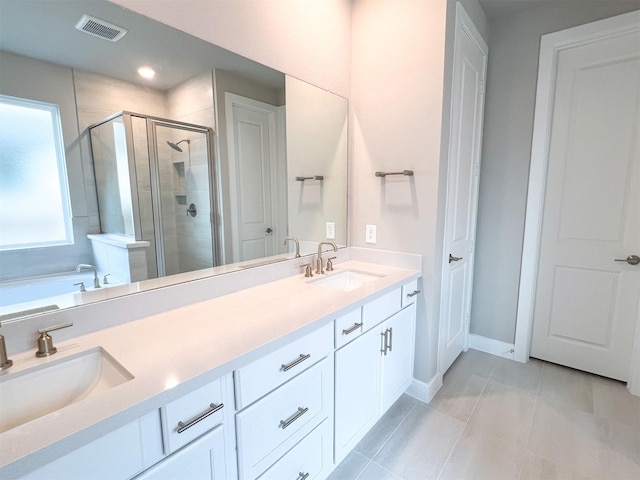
[439,4,488,373]
[226,93,278,262]
[530,16,640,381]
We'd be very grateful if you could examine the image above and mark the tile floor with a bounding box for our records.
[328,349,640,480]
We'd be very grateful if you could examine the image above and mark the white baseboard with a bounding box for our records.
[406,374,443,404]
[469,333,516,360]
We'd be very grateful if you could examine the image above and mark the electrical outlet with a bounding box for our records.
[365,224,376,244]
[326,222,335,239]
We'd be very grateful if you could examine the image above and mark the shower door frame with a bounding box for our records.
[143,114,218,277]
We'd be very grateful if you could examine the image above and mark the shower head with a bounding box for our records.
[166,139,190,152]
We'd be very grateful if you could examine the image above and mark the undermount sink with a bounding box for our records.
[308,269,385,292]
[0,347,133,433]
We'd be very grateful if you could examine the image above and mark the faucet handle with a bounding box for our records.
[36,322,73,358]
[74,281,86,292]
[0,322,13,370]
[326,257,336,271]
[103,274,110,285]
[300,263,314,278]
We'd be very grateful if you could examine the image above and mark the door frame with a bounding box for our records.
[514,10,640,393]
[437,2,488,374]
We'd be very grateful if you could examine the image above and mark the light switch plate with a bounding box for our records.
[365,224,376,244]
[326,222,335,239]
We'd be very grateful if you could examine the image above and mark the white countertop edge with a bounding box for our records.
[0,258,420,478]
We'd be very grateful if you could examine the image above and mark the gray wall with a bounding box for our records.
[471,1,639,343]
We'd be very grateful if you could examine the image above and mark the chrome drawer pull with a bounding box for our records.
[387,327,393,352]
[279,407,309,429]
[298,472,310,480]
[281,353,311,372]
[176,402,224,434]
[407,289,421,297]
[342,322,363,335]
[381,331,388,355]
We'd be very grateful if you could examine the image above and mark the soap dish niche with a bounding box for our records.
[173,161,185,176]
[175,195,187,205]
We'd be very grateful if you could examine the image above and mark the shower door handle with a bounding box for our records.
[265,227,273,234]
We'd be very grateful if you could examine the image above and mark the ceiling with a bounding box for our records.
[0,0,284,91]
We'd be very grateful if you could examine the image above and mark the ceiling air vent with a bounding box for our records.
[75,15,128,42]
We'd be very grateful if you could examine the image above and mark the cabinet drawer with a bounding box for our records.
[361,288,401,327]
[334,307,363,348]
[402,279,420,308]
[257,420,332,480]
[236,359,332,480]
[162,377,225,453]
[235,322,332,409]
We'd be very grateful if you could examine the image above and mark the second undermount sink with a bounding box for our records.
[0,347,133,433]
[308,269,385,292]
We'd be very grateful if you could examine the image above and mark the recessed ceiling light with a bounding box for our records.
[137,66,155,79]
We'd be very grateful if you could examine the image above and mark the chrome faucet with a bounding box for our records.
[76,264,100,288]
[0,322,13,370]
[316,241,338,274]
[283,236,301,258]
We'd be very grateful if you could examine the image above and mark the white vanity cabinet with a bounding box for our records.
[334,319,380,462]
[234,322,334,480]
[334,283,417,463]
[380,303,416,412]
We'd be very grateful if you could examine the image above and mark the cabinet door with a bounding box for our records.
[334,326,380,463]
[19,410,163,480]
[380,304,416,412]
[134,424,227,480]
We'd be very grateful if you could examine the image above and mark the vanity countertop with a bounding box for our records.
[0,259,420,477]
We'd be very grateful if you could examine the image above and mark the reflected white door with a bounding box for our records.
[439,4,488,374]
[226,94,278,262]
[530,13,640,381]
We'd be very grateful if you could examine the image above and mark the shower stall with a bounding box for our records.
[88,112,217,280]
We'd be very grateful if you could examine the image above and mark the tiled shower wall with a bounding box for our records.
[166,72,216,273]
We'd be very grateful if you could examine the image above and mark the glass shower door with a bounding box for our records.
[151,121,215,276]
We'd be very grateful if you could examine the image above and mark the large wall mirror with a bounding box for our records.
[0,0,348,319]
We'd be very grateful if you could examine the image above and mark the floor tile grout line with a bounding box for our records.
[433,374,491,480]
[368,459,402,479]
[353,457,373,480]
[516,365,543,480]
[364,400,418,462]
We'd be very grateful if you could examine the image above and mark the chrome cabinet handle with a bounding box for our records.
[342,322,363,335]
[615,255,640,265]
[407,289,421,298]
[381,331,388,355]
[281,353,311,372]
[177,402,223,434]
[279,407,309,429]
[298,473,310,480]
[387,327,393,352]
[449,254,463,263]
